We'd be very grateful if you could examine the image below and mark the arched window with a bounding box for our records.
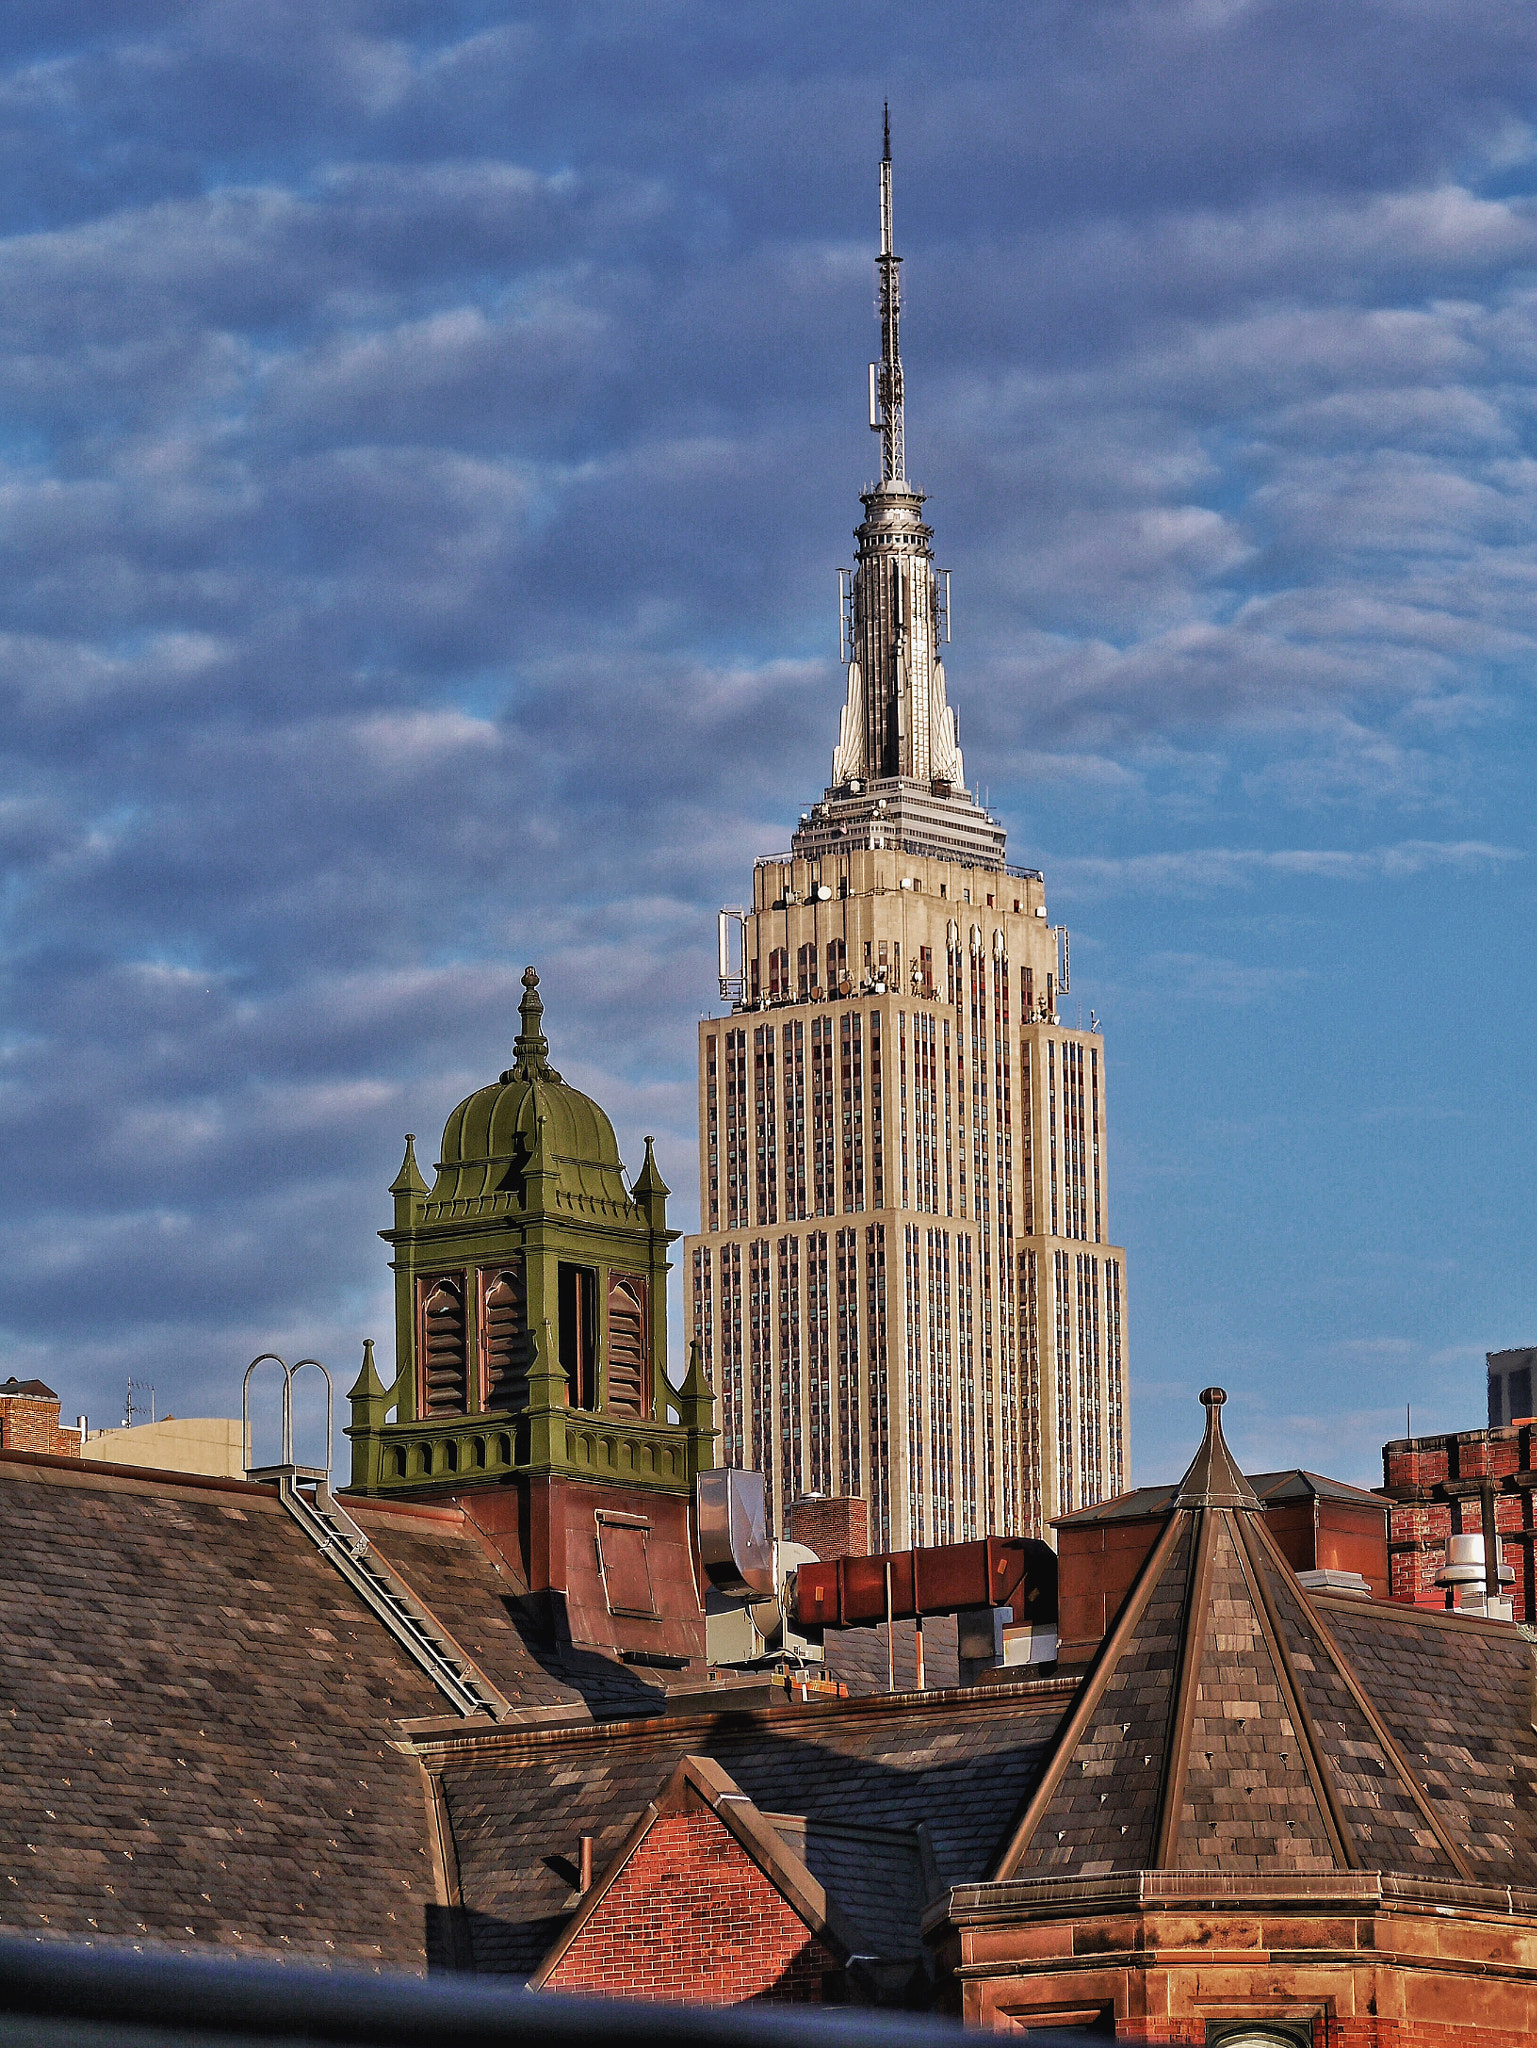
[417,1275,467,1415]
[605,1274,650,1418]
[1206,2029,1313,2048]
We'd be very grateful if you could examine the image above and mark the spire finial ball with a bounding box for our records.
[522,965,539,990]
[1200,1386,1227,1409]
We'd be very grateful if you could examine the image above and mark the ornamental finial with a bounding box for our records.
[505,964,561,1083]
[1174,1385,1260,1510]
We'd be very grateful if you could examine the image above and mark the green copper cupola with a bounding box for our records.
[345,967,713,1498]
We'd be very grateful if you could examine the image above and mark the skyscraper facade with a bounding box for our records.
[683,126,1128,1551]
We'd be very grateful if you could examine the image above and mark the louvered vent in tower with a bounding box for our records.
[606,1274,649,1418]
[480,1263,533,1411]
[418,1275,467,1415]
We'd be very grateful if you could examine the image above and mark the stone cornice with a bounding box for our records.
[927,1866,1537,1941]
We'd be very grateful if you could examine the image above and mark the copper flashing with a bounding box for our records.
[1172,1386,1260,1509]
[0,1445,466,1523]
[401,1669,1079,1769]
[933,1865,1537,1929]
[1311,1588,1519,1637]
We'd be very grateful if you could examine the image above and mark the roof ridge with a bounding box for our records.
[0,1447,284,1502]
[400,1671,1079,1761]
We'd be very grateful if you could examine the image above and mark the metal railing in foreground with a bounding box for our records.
[0,1936,1094,2048]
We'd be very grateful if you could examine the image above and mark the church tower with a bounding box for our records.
[682,120,1129,1550]
[346,967,717,1665]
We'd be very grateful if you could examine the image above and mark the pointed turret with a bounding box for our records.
[389,1133,427,1231]
[522,1107,557,1215]
[389,1134,427,1196]
[678,1337,716,1458]
[633,1133,668,1230]
[345,1339,398,1489]
[347,1336,388,1408]
[994,1388,1475,1885]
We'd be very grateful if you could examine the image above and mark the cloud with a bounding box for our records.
[0,1,1534,1444]
[1135,951,1309,1005]
[1051,839,1522,897]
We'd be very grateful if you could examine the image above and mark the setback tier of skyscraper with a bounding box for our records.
[683,120,1129,1551]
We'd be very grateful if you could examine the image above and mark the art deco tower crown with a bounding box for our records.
[801,113,1000,870]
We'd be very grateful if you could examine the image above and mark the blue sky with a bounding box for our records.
[0,2,1534,1489]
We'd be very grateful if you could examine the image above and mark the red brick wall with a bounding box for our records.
[1384,1425,1537,1622]
[544,1806,835,2004]
[789,1495,869,1560]
[0,1394,80,1458]
[1322,2027,1537,2047]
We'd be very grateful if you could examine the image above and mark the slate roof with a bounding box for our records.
[365,1515,680,1722]
[1317,1591,1537,1883]
[822,1614,960,1695]
[770,1815,931,1963]
[424,1675,1074,1976]
[996,1389,1521,1887]
[0,1450,693,1965]
[9,1396,1537,1991]
[0,1455,446,1968]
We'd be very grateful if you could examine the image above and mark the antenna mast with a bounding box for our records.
[870,103,905,484]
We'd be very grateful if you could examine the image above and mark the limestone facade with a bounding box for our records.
[685,842,1127,1549]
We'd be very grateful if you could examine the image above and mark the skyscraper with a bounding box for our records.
[683,121,1128,1550]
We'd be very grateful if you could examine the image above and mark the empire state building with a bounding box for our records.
[683,122,1129,1550]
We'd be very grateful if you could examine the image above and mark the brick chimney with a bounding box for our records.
[788,1494,869,1561]
[0,1379,83,1457]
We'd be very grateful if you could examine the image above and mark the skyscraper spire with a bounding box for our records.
[819,108,984,840]
[871,103,905,485]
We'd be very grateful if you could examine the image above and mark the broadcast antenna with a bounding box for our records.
[867,102,905,484]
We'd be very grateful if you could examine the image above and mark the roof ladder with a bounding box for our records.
[243,1354,511,1722]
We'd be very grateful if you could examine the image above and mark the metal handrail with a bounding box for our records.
[241,1353,333,1476]
[290,1355,334,1475]
[240,1352,507,1721]
[0,1933,1049,2044]
[241,1353,290,1472]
